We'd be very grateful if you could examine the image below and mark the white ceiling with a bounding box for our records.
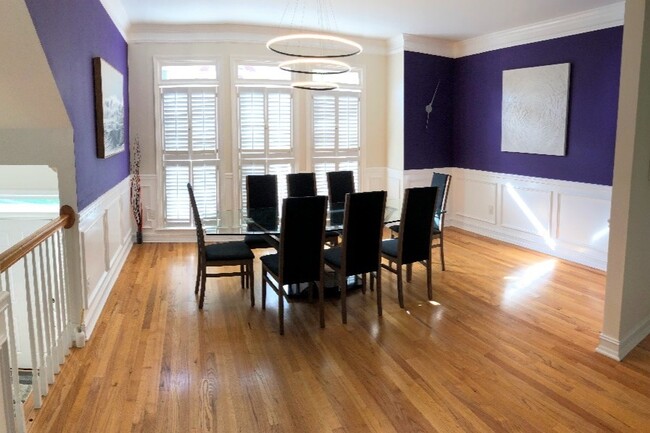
[117,0,623,41]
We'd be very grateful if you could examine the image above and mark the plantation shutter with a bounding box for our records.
[312,91,360,194]
[162,86,218,226]
[238,86,294,210]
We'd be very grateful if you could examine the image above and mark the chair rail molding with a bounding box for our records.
[77,176,133,337]
[446,168,611,270]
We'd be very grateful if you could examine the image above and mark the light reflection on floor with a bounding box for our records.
[503,259,556,304]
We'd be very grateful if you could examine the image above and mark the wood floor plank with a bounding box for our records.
[24,228,650,432]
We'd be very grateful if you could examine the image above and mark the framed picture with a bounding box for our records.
[501,63,571,156]
[93,57,125,158]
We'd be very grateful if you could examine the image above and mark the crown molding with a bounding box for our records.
[403,34,455,58]
[127,23,388,55]
[453,2,625,58]
[100,0,129,40]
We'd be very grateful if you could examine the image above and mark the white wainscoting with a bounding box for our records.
[77,177,133,337]
[442,168,611,270]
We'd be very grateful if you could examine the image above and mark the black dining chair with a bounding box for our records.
[381,186,438,308]
[260,196,327,335]
[430,172,452,270]
[245,174,279,250]
[324,191,387,324]
[326,170,355,204]
[389,172,452,271]
[286,172,317,198]
[287,172,339,246]
[326,170,355,227]
[187,183,255,309]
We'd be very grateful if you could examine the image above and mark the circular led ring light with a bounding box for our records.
[267,33,363,58]
[292,81,339,91]
[279,58,351,75]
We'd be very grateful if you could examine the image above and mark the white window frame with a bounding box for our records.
[307,67,364,195]
[153,56,222,229]
[232,59,297,210]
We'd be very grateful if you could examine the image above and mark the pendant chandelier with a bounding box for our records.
[267,0,363,91]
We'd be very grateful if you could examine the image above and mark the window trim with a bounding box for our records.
[153,56,222,229]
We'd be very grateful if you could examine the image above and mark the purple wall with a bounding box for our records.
[452,27,622,186]
[404,51,454,169]
[26,0,129,210]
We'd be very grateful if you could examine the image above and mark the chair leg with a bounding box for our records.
[361,273,367,294]
[195,256,202,295]
[376,267,383,317]
[198,265,207,309]
[278,285,284,335]
[406,263,412,282]
[439,234,446,271]
[240,264,245,289]
[249,263,255,307]
[427,259,433,300]
[261,269,267,310]
[369,271,375,292]
[319,276,325,329]
[397,264,404,309]
[340,272,348,324]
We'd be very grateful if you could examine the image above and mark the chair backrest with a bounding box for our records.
[246,174,278,209]
[431,172,451,230]
[246,174,278,230]
[287,172,317,198]
[187,183,206,253]
[326,171,355,204]
[341,191,387,275]
[398,187,438,264]
[278,196,327,284]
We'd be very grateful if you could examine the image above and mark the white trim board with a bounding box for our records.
[597,316,650,361]
[402,167,612,271]
[77,177,133,338]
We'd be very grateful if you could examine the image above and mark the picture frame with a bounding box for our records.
[501,63,571,156]
[93,57,125,159]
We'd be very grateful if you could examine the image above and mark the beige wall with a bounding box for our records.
[386,51,404,171]
[601,0,650,359]
[0,0,69,129]
[128,37,388,181]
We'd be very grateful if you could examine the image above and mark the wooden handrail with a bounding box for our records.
[0,205,76,274]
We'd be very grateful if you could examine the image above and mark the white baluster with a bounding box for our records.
[1,272,26,433]
[30,253,47,399]
[49,236,64,366]
[38,245,54,385]
[44,239,60,375]
[56,231,70,352]
[23,255,41,408]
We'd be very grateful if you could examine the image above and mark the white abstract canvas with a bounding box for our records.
[501,63,570,156]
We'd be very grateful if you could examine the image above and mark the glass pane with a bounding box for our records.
[237,64,291,81]
[192,163,218,223]
[190,90,217,152]
[268,92,292,151]
[338,96,359,150]
[239,90,266,151]
[313,95,336,150]
[162,91,189,152]
[161,64,217,80]
[314,161,336,196]
[314,70,360,85]
[164,164,191,224]
[269,162,293,203]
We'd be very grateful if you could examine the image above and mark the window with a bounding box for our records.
[312,91,361,195]
[237,65,294,208]
[158,60,219,227]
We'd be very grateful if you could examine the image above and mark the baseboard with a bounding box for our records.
[598,316,650,361]
[84,238,132,337]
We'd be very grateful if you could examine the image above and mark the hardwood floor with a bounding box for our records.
[25,228,650,432]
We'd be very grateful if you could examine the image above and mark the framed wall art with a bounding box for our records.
[93,57,125,159]
[501,63,571,156]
